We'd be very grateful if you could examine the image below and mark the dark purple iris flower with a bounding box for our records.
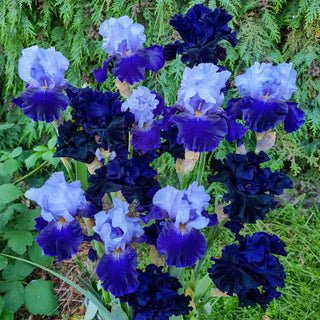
[163,4,237,67]
[92,198,144,296]
[54,120,99,163]
[64,85,134,153]
[145,182,216,267]
[86,151,161,213]
[93,16,165,85]
[226,62,305,133]
[208,151,293,223]
[119,264,192,319]
[12,46,70,122]
[171,63,246,152]
[208,232,287,311]
[25,172,87,261]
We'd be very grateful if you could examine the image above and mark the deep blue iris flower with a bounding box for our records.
[64,85,134,153]
[86,151,161,213]
[93,16,165,85]
[119,264,192,319]
[208,151,293,223]
[54,120,99,163]
[163,4,237,67]
[226,62,305,133]
[12,46,70,122]
[208,232,287,311]
[25,172,87,261]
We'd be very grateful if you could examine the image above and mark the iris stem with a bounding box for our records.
[196,152,206,185]
[13,161,48,185]
[61,157,76,181]
[193,222,223,282]
[75,160,88,191]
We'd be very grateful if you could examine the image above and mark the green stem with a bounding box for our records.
[61,157,75,181]
[76,160,88,191]
[13,161,48,185]
[194,222,223,282]
[196,152,206,185]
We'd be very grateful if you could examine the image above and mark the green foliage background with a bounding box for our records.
[1,0,319,178]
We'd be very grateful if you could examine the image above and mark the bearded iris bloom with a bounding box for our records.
[119,264,192,319]
[171,63,246,152]
[122,86,174,154]
[208,232,287,311]
[12,46,70,122]
[93,16,165,85]
[25,172,87,261]
[208,151,293,223]
[226,62,305,132]
[146,182,217,267]
[92,198,144,296]
[163,4,237,67]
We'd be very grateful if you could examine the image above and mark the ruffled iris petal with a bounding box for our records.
[157,222,206,267]
[93,56,115,83]
[12,87,69,122]
[209,244,258,296]
[132,125,161,154]
[36,219,83,262]
[96,246,139,296]
[171,112,228,152]
[112,46,164,85]
[240,97,288,132]
[283,102,305,133]
[223,181,277,223]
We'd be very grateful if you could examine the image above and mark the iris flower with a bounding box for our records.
[171,63,246,152]
[226,62,305,132]
[208,151,293,223]
[12,46,70,122]
[64,85,134,153]
[92,198,144,296]
[163,4,237,67]
[145,182,217,267]
[122,86,175,153]
[119,264,192,319]
[208,232,287,311]
[25,172,86,261]
[93,16,165,85]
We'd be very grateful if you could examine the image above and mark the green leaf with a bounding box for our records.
[28,241,53,267]
[15,208,40,231]
[194,274,212,303]
[33,145,48,152]
[1,282,24,313]
[0,184,22,205]
[47,136,57,149]
[25,153,41,169]
[110,302,129,320]
[25,280,59,315]
[2,260,35,281]
[84,300,98,320]
[0,296,4,314]
[0,309,14,320]
[0,256,8,270]
[4,230,34,255]
[8,147,22,159]
[1,253,112,319]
